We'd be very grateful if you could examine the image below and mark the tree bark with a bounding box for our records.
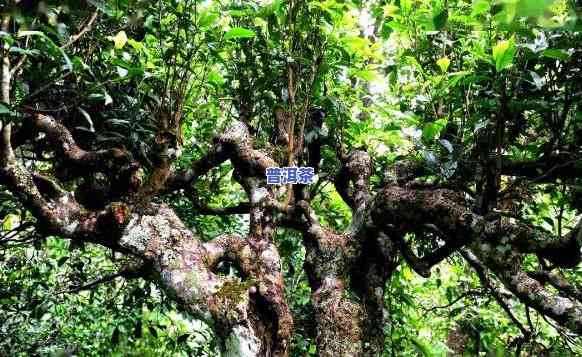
[3,113,582,356]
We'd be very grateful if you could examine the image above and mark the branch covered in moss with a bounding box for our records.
[372,185,582,270]
[31,113,134,175]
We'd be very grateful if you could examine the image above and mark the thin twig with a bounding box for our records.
[422,289,484,312]
[60,10,100,49]
[57,266,146,294]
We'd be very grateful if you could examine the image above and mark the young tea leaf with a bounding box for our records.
[493,38,517,72]
[224,27,255,40]
[436,57,450,73]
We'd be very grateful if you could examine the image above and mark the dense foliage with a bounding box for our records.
[1,0,581,355]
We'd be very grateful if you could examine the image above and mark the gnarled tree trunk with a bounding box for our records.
[3,112,582,356]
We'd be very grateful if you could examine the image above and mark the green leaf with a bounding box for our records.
[422,119,447,141]
[9,47,40,56]
[472,0,491,16]
[541,49,569,60]
[402,56,426,76]
[199,11,218,28]
[111,31,128,49]
[0,103,10,114]
[17,31,72,71]
[387,20,408,33]
[515,0,554,17]
[88,0,114,16]
[229,9,251,17]
[410,335,434,357]
[224,27,255,40]
[2,214,18,230]
[432,7,448,30]
[0,298,15,305]
[208,71,224,86]
[353,69,377,81]
[383,4,400,17]
[447,71,471,87]
[344,35,371,56]
[492,38,517,72]
[127,38,144,51]
[258,0,283,18]
[88,90,113,105]
[436,57,450,73]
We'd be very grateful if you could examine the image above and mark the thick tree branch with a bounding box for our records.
[528,270,582,303]
[203,233,293,355]
[31,172,68,198]
[388,229,466,278]
[469,239,582,334]
[30,113,134,175]
[334,150,372,211]
[498,154,582,182]
[0,123,135,252]
[167,121,278,193]
[166,144,229,190]
[372,186,582,270]
[369,184,582,334]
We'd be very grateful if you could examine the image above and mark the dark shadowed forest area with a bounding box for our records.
[1,0,582,356]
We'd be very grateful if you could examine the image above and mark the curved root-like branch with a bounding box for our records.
[31,113,134,175]
[2,116,293,354]
[372,185,581,271]
[334,150,372,211]
[527,270,582,303]
[119,207,291,355]
[166,141,229,191]
[370,185,582,333]
[6,105,582,355]
[470,242,582,333]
